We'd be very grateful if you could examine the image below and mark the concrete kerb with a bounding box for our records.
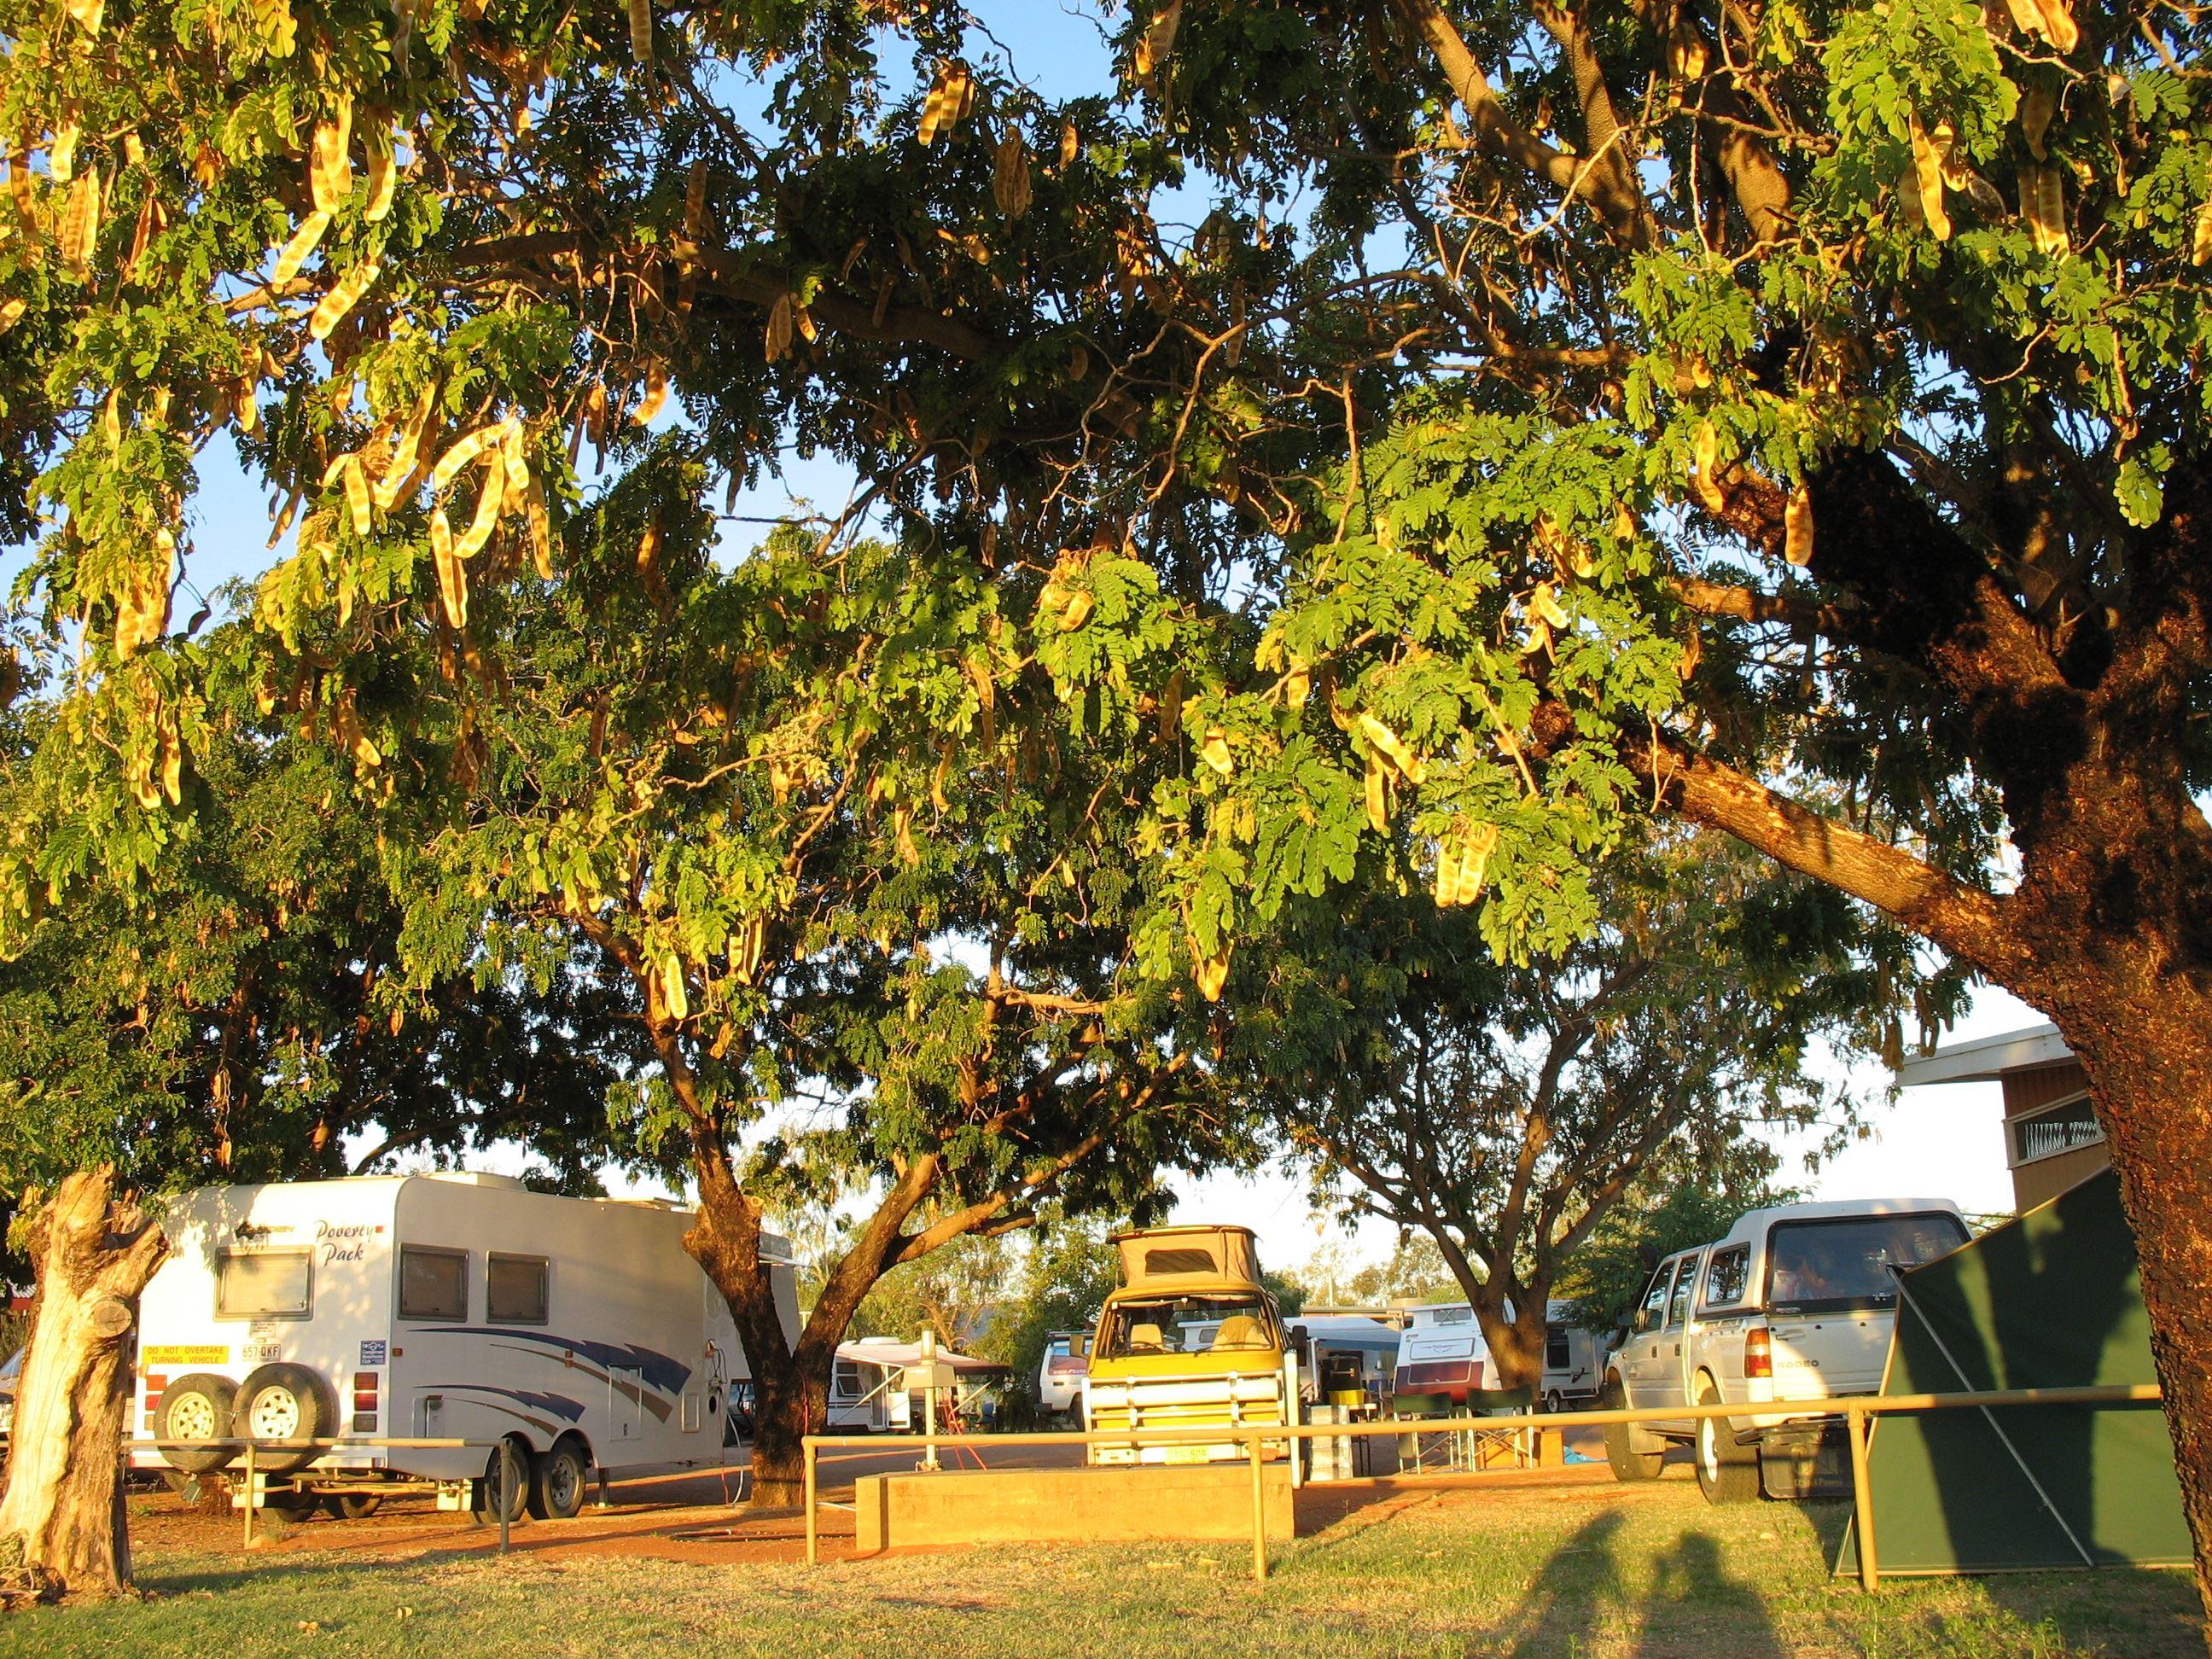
[801,1382,2164,1587]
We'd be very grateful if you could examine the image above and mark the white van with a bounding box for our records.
[1392,1300,1600,1408]
[128,1173,799,1520]
[1601,1197,1970,1504]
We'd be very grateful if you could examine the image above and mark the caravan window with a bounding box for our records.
[487,1254,549,1325]
[398,1245,469,1321]
[216,1249,311,1319]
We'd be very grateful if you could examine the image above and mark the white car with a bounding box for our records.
[1601,1198,1970,1503]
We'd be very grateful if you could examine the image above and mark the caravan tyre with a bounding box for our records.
[156,1372,240,1473]
[473,1437,532,1525]
[232,1363,335,1475]
[528,1439,589,1521]
[326,1491,384,1521]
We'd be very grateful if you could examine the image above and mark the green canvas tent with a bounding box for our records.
[1837,1167,2188,1576]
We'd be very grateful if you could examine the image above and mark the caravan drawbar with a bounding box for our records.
[130,1173,799,1520]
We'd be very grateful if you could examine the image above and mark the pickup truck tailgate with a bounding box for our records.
[1767,1310,1890,1400]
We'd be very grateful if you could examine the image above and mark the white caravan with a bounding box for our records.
[1037,1329,1091,1419]
[129,1173,798,1521]
[1392,1300,1599,1408]
[826,1336,1003,1431]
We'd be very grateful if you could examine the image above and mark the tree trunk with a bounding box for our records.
[0,1167,168,1604]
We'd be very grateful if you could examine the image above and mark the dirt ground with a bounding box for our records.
[129,1441,1630,1570]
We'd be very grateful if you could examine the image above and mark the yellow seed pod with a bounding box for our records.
[635,361,668,425]
[1356,713,1426,784]
[452,464,504,561]
[1133,0,1182,81]
[2023,164,2068,256]
[363,131,397,223]
[502,436,530,499]
[660,952,688,1020]
[308,259,378,341]
[2193,201,2212,268]
[1458,823,1501,903]
[58,168,101,277]
[992,127,1032,219]
[525,469,554,579]
[1191,940,1231,1003]
[1908,114,1952,242]
[2019,83,2057,160]
[63,0,102,35]
[1058,589,1094,632]
[1433,841,1464,908]
[1199,726,1233,777]
[51,115,80,184]
[918,60,971,147]
[272,210,331,284]
[684,157,707,241]
[431,510,467,626]
[628,0,652,62]
[1784,490,1814,568]
[1364,757,1389,833]
[310,115,352,214]
[1528,582,1570,632]
[430,424,500,491]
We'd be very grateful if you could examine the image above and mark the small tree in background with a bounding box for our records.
[1241,831,1930,1394]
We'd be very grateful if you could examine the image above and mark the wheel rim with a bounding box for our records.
[550,1455,580,1511]
[169,1394,218,1441]
[1700,1416,1719,1481]
[248,1388,300,1440]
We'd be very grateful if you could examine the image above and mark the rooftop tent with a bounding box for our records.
[1110,1225,1261,1290]
[1837,1167,2188,1576]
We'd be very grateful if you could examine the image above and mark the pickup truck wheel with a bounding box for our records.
[1695,1382,1761,1505]
[1600,1379,1664,1482]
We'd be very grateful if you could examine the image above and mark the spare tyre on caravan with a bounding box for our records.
[130,1173,798,1521]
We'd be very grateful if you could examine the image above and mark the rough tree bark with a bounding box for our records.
[0,1167,169,1604]
[1644,446,2212,1627]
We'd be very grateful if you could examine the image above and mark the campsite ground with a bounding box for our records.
[3,1464,2198,1657]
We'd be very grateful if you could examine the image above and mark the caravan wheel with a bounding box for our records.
[231,1364,335,1475]
[472,1437,532,1525]
[156,1373,239,1474]
[528,1440,589,1521]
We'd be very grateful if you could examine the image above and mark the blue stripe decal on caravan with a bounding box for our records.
[422,1328,691,1396]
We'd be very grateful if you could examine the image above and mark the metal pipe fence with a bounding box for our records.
[800,1383,2163,1587]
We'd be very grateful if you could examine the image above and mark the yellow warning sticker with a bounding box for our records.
[143,1346,228,1366]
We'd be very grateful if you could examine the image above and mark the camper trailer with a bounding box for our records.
[129,1173,799,1520]
[1392,1300,1601,1408]
[826,1336,1003,1432]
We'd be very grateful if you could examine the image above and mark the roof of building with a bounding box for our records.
[1896,1022,2073,1086]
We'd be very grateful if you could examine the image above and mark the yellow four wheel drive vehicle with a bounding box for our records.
[1081,1225,1293,1464]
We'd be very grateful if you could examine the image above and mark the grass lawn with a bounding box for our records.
[3,1478,2198,1657]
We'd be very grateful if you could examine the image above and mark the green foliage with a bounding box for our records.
[1555,1169,1803,1335]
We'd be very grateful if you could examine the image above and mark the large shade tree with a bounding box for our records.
[7,0,2212,1610]
[378,515,1247,1502]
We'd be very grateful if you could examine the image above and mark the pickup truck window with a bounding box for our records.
[1704,1244,1750,1307]
[1664,1259,1697,1329]
[1766,1213,1970,1312]
[1631,1267,1671,1335]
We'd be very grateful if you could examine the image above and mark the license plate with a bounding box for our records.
[1162,1445,1213,1464]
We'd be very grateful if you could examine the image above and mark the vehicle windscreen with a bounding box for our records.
[1765,1213,1970,1312]
[1097,1294,1277,1359]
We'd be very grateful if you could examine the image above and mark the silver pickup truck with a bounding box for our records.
[1599,1198,1970,1502]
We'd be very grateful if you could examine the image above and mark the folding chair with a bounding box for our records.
[1463,1386,1536,1470]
